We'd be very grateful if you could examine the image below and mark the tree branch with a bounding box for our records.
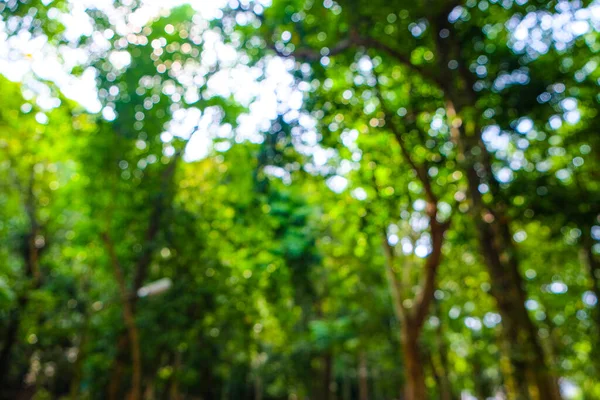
[373,85,437,206]
[357,36,442,86]
[381,230,407,323]
[271,36,354,61]
[412,219,450,331]
[372,82,454,331]
[270,31,442,86]
[132,152,181,292]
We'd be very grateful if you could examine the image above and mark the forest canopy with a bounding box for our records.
[0,0,599,399]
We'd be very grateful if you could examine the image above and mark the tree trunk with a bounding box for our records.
[108,335,127,400]
[69,311,90,399]
[342,373,351,400]
[358,351,369,400]
[106,312,142,400]
[381,223,444,400]
[401,325,426,400]
[472,354,491,400]
[0,226,43,387]
[467,143,560,400]
[123,301,142,400]
[168,352,182,400]
[105,156,179,400]
[432,33,561,400]
[463,129,559,400]
[582,228,600,327]
[433,301,454,400]
[322,352,333,400]
[425,6,562,396]
[0,299,25,385]
[103,234,142,400]
[254,374,263,400]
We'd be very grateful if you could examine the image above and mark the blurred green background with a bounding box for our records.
[0,0,599,399]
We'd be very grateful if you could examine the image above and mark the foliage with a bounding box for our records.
[1,1,599,399]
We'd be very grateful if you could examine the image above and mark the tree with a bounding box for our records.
[1,0,600,399]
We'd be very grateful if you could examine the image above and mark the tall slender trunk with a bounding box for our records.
[369,80,451,400]
[104,156,179,400]
[0,218,43,386]
[472,354,491,400]
[254,375,263,400]
[108,335,127,400]
[358,351,369,400]
[70,310,90,399]
[582,228,600,327]
[254,352,263,400]
[103,234,142,400]
[380,217,446,400]
[0,298,26,385]
[168,351,182,400]
[342,373,351,400]
[578,231,600,380]
[434,301,454,400]
[381,225,446,400]
[123,302,142,400]
[427,13,561,397]
[321,352,333,400]
[464,117,559,400]
[457,106,559,400]
[401,325,426,400]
